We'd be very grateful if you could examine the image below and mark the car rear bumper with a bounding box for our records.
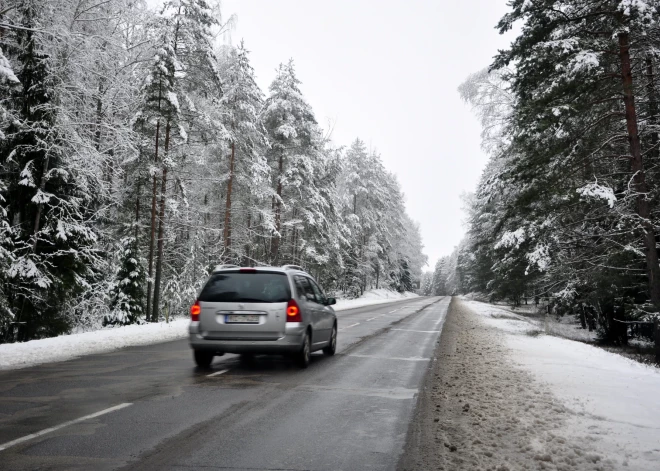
[188,321,305,354]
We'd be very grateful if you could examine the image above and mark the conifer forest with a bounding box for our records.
[424,0,660,341]
[0,0,426,342]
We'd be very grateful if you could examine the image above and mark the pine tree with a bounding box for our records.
[106,229,146,326]
[219,41,270,261]
[262,59,319,265]
[136,28,180,322]
[0,0,103,340]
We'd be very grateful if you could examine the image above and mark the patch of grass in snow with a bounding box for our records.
[599,342,658,367]
[542,318,598,343]
[490,313,522,321]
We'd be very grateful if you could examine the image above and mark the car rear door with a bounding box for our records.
[293,276,323,341]
[197,270,290,341]
[308,279,333,341]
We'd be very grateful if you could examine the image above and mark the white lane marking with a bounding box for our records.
[339,322,360,331]
[388,309,400,313]
[347,354,430,362]
[207,369,229,377]
[392,329,441,333]
[366,317,378,322]
[0,403,132,452]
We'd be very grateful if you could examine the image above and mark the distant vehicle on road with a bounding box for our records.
[189,265,337,368]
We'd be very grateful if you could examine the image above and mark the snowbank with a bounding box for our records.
[0,319,190,371]
[333,288,418,311]
[465,299,660,471]
[0,290,418,370]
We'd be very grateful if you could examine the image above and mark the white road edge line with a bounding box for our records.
[392,329,441,333]
[207,369,229,377]
[0,403,133,452]
[339,322,360,331]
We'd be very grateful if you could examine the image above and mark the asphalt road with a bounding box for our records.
[0,296,449,471]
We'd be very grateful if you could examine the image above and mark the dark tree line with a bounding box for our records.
[445,0,660,341]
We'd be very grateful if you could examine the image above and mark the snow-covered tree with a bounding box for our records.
[0,0,427,342]
[457,0,660,339]
[106,230,146,326]
[0,0,105,340]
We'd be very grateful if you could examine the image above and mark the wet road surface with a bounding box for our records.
[0,296,448,470]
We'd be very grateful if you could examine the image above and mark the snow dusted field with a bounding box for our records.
[0,289,417,371]
[465,299,660,471]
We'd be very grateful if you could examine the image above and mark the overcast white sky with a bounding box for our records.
[217,0,517,269]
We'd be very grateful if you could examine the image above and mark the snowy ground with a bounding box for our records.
[333,288,418,310]
[466,298,599,343]
[464,299,660,471]
[0,289,417,371]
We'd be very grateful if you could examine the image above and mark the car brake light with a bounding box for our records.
[286,299,301,322]
[240,268,257,273]
[191,300,201,321]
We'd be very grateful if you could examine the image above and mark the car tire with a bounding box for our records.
[239,353,255,365]
[323,324,337,356]
[297,331,311,368]
[194,350,214,368]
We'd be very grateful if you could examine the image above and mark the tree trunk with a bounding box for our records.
[223,140,235,253]
[134,180,141,242]
[152,120,171,323]
[579,304,587,330]
[146,119,161,322]
[244,205,252,266]
[647,57,658,159]
[618,33,660,309]
[271,152,284,264]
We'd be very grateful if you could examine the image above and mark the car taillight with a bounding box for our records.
[286,299,301,322]
[191,300,201,321]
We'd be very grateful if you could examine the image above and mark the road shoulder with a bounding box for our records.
[397,297,615,471]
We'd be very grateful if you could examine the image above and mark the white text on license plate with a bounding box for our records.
[226,314,260,324]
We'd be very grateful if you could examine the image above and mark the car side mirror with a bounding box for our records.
[326,297,336,306]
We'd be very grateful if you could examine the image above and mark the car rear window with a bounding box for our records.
[198,271,291,303]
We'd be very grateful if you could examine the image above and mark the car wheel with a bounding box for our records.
[323,324,337,356]
[297,331,311,368]
[194,350,214,368]
[239,353,255,365]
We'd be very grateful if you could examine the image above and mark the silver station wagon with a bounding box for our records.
[189,265,337,368]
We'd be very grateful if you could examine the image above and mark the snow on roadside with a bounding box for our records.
[464,299,660,471]
[0,319,190,371]
[0,289,418,371]
[333,288,418,311]
[464,298,598,342]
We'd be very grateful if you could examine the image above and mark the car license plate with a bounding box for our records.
[226,314,260,324]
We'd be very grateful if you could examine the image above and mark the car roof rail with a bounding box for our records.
[213,264,240,272]
[281,264,305,271]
